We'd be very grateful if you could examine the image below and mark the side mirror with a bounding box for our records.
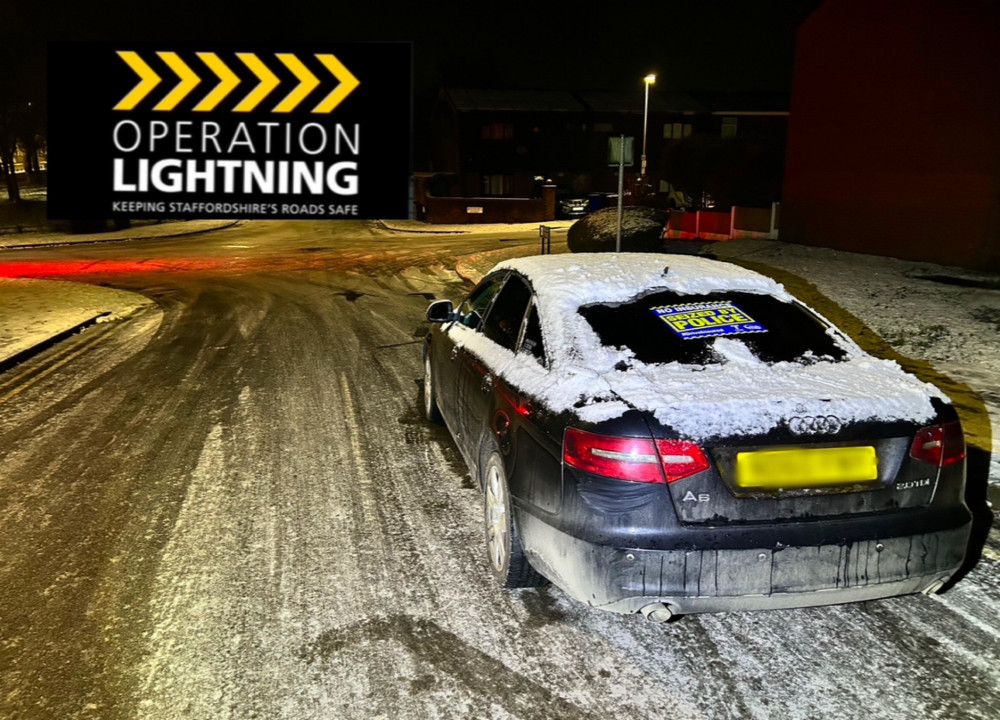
[426,299,455,324]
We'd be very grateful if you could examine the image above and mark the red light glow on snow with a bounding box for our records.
[0,258,227,278]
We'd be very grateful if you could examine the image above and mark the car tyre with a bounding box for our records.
[423,352,443,424]
[483,451,547,588]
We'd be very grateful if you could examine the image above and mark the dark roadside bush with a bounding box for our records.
[567,206,669,253]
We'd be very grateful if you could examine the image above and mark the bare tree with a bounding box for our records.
[0,103,22,204]
[0,99,46,204]
[13,101,45,185]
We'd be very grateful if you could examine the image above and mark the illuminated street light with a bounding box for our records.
[641,74,656,186]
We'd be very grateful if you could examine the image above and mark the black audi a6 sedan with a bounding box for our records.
[423,253,971,621]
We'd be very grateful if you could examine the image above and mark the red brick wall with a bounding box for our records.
[781,0,1000,270]
[424,197,548,224]
[421,185,556,225]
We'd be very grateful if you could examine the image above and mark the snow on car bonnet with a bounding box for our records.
[457,254,943,439]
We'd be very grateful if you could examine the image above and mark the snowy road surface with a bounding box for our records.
[0,221,997,720]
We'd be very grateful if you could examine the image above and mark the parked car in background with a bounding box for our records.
[558,196,589,219]
[423,254,971,621]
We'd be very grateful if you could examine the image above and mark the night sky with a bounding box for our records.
[2,0,815,172]
[2,0,814,100]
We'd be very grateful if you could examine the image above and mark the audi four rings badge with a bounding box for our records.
[787,415,844,435]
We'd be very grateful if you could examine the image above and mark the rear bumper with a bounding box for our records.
[519,513,971,615]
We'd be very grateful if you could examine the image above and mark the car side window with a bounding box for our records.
[455,274,505,329]
[481,276,531,351]
[519,302,546,365]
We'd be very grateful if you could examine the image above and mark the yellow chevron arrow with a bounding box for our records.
[234,53,280,112]
[312,54,360,113]
[194,52,241,111]
[114,51,162,111]
[272,54,320,113]
[154,52,201,111]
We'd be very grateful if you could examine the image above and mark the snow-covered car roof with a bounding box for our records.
[495,253,790,302]
[449,253,945,440]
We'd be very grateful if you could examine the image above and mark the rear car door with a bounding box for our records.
[506,300,564,515]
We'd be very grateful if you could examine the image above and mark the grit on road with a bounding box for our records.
[0,220,997,720]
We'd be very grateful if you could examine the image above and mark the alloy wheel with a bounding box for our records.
[485,464,509,572]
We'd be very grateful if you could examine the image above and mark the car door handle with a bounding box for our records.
[450,347,459,361]
[481,375,494,393]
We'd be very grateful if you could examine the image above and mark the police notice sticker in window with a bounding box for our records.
[651,301,767,340]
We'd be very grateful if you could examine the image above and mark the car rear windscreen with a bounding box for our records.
[580,290,847,365]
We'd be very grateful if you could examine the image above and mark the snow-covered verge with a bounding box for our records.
[0,278,154,363]
[379,219,576,235]
[0,219,238,249]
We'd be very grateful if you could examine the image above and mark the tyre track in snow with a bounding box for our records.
[0,281,271,720]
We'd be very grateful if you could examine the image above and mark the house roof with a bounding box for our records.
[577,91,707,114]
[441,88,786,116]
[444,88,586,113]
[691,91,791,114]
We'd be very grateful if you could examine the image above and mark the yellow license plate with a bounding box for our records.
[736,446,878,489]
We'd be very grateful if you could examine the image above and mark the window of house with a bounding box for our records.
[594,122,614,133]
[481,122,514,140]
[664,122,692,139]
[481,174,513,196]
[721,117,738,138]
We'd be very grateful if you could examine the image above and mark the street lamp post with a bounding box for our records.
[641,73,656,189]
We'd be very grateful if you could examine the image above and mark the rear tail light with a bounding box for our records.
[910,421,966,467]
[658,442,712,482]
[563,427,710,484]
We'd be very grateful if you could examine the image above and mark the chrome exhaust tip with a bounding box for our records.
[922,577,949,596]
[640,603,675,623]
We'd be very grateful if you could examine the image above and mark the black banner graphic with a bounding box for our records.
[47,42,412,220]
